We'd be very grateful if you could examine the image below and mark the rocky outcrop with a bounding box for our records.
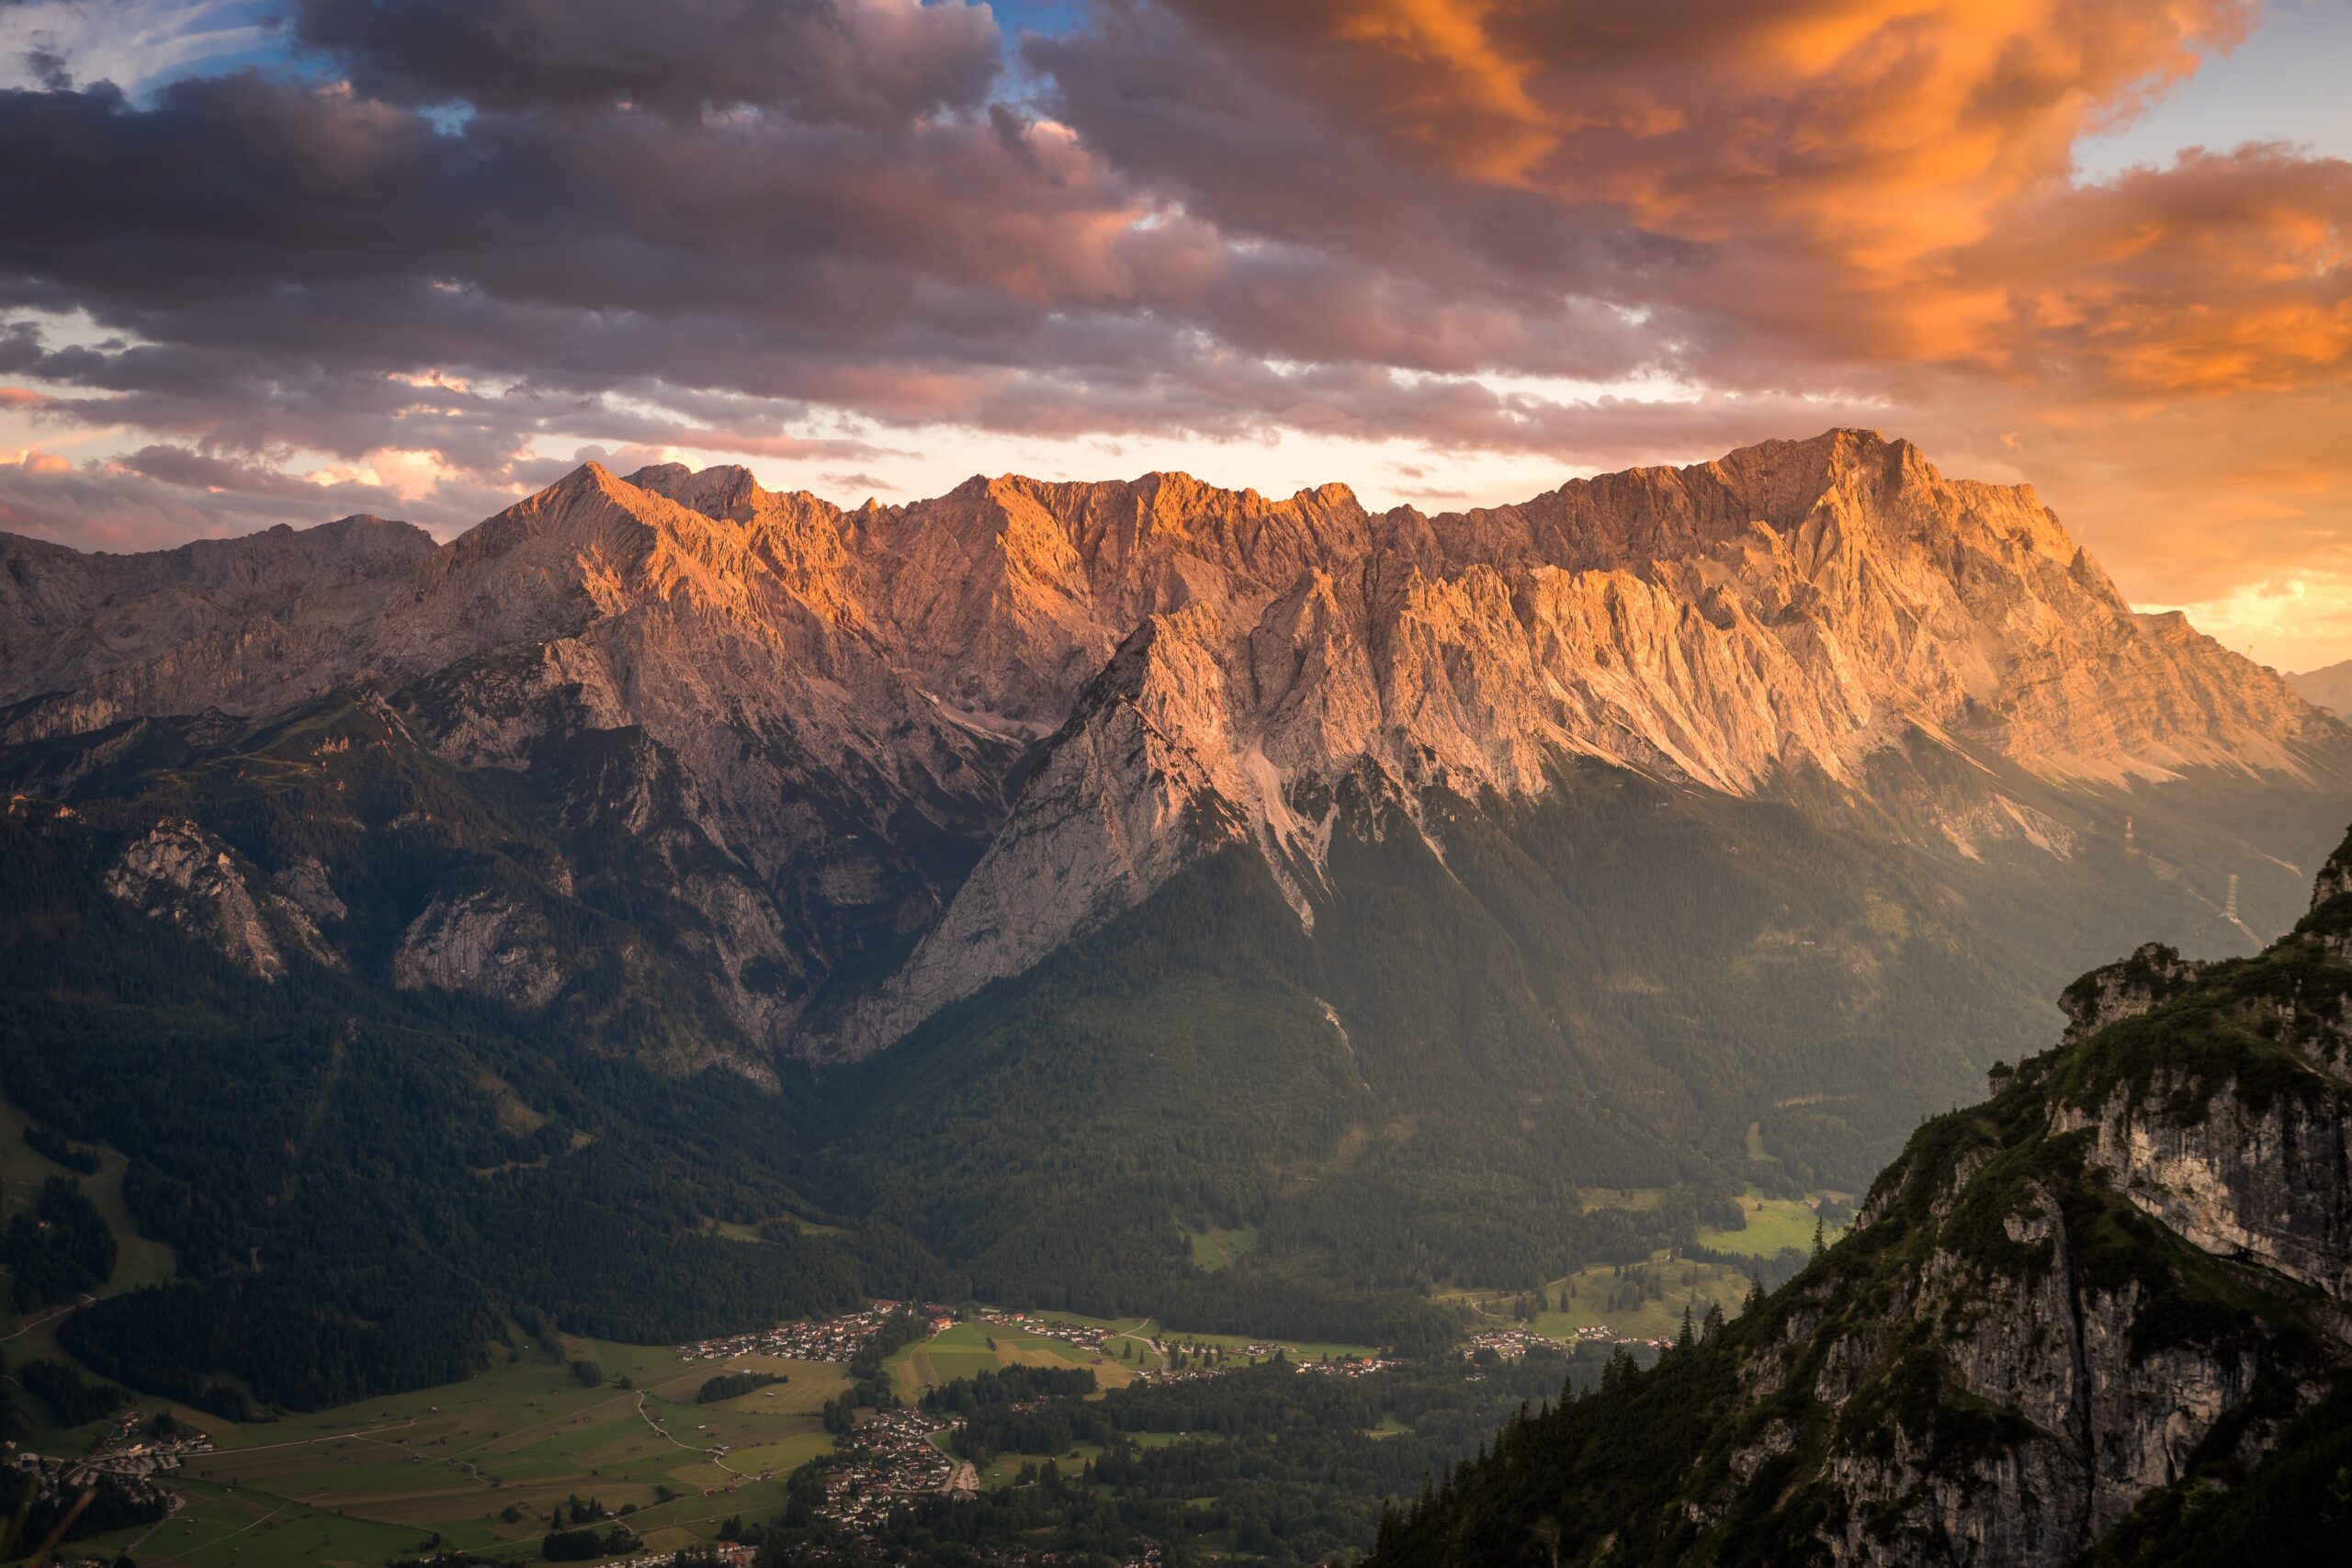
[102,819,336,981]
[2057,942,2209,1042]
[2315,835,2352,913]
[1370,840,2352,1568]
[2061,1081,2352,1300]
[391,890,569,1012]
[271,856,346,925]
[823,613,1263,1056]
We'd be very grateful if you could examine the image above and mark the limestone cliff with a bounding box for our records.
[101,818,338,982]
[820,433,2339,1053]
[0,515,436,737]
[391,889,570,1012]
[2,431,2339,1060]
[1369,836,2352,1568]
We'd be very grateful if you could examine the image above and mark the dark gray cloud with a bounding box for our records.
[0,62,1667,485]
[291,0,1002,127]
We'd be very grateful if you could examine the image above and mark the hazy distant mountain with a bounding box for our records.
[2292,657,2352,716]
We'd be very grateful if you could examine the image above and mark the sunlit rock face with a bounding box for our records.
[5,430,2338,1057]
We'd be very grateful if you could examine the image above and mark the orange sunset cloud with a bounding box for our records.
[0,0,2346,664]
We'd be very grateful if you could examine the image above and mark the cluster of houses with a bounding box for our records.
[1297,1355,1407,1378]
[1463,1327,1558,1359]
[54,1413,214,1482]
[4,1446,182,1535]
[1461,1323,1673,1360]
[815,1407,972,1533]
[976,1309,1115,1353]
[673,1303,908,1364]
[1561,1324,1676,1352]
[597,1544,755,1568]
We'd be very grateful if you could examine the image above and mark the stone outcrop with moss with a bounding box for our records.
[1373,827,2352,1567]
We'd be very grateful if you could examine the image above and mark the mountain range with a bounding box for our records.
[3,427,2348,1404]
[5,430,2335,1052]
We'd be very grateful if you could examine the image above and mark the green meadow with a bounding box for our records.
[1697,1190,1842,1258]
[1182,1224,1261,1272]
[38,1332,844,1567]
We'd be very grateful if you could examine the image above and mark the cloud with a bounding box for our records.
[0,443,433,550]
[0,1,283,96]
[291,0,1003,128]
[0,0,2342,668]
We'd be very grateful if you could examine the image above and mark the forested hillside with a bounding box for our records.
[1368,829,2352,1566]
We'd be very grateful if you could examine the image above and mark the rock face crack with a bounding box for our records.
[2059,1224,2096,1561]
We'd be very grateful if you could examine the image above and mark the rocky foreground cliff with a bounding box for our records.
[1370,834,2352,1568]
[1,429,2337,1066]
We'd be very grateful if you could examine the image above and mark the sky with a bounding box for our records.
[1,1,2348,670]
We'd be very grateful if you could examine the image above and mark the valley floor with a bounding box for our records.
[16,1305,1384,1565]
[11,1190,1844,1568]
[4,1075,1843,1568]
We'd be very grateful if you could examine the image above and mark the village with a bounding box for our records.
[4,1292,1666,1567]
[813,1406,974,1532]
[3,1444,183,1551]
[1464,1324,1673,1360]
[4,1298,1680,1563]
[590,1543,756,1568]
[73,1406,219,1479]
[673,1300,950,1364]
[975,1307,1118,1354]
[1298,1354,1408,1377]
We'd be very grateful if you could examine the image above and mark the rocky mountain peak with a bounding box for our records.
[627,459,786,526]
[3,431,2339,1062]
[2314,826,2352,913]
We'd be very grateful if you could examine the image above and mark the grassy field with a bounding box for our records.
[1444,1254,1770,1344]
[1109,1311,1378,1364]
[1697,1190,1838,1258]
[975,1427,1214,1490]
[64,1478,435,1568]
[13,1290,1374,1563]
[1531,1258,1756,1342]
[1567,1184,1842,1261]
[882,1310,1382,1408]
[48,1332,843,1567]
[1,1100,179,1303]
[886,1316,1158,1402]
[16,1234,1387,1567]
[1182,1224,1261,1272]
[1438,1190,1846,1346]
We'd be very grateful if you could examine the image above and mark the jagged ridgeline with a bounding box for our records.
[2,429,2348,1405]
[1369,833,2352,1567]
